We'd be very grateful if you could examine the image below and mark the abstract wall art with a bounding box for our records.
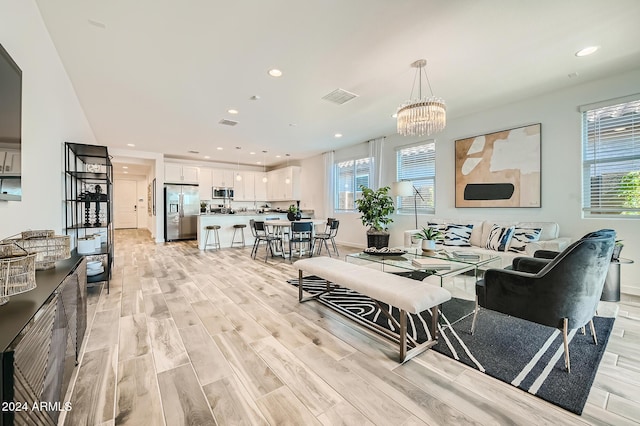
[455,123,541,208]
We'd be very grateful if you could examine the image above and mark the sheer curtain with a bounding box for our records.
[322,150,335,219]
[368,137,385,189]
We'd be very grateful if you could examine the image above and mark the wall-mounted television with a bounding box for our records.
[0,43,22,201]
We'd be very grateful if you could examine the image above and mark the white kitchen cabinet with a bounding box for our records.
[266,166,300,201]
[165,163,199,184]
[198,167,213,200]
[0,149,20,175]
[254,173,268,201]
[234,171,255,201]
[212,169,235,188]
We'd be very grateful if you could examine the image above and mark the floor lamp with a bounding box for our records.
[392,181,424,229]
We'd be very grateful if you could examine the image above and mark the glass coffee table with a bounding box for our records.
[346,247,501,300]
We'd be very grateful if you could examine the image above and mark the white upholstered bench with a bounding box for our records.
[293,257,452,363]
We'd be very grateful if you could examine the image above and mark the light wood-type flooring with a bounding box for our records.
[60,229,640,425]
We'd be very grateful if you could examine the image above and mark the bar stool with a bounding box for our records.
[204,225,221,250]
[231,224,246,248]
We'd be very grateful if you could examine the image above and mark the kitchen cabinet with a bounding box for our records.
[255,173,268,201]
[198,167,213,200]
[234,171,255,201]
[165,163,199,184]
[0,149,20,175]
[266,166,300,201]
[212,169,235,188]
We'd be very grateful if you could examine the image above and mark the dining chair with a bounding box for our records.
[314,219,340,257]
[251,220,282,262]
[289,221,314,262]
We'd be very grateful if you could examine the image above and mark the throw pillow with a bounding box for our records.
[508,227,542,253]
[485,225,515,251]
[443,224,474,247]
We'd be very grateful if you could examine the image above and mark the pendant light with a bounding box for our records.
[235,147,242,181]
[285,154,291,184]
[261,151,268,183]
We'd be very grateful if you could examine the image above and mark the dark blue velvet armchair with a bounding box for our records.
[471,232,615,372]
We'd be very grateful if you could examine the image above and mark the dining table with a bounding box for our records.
[264,218,327,258]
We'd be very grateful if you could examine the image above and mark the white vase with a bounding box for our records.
[421,239,436,251]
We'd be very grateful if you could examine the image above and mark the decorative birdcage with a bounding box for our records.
[2,230,71,270]
[0,242,37,305]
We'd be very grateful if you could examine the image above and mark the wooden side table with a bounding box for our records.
[601,257,634,302]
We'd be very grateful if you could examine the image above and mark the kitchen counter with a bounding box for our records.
[197,213,289,249]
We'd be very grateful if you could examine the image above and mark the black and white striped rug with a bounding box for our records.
[288,275,614,415]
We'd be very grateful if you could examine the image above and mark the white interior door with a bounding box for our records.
[115,179,138,229]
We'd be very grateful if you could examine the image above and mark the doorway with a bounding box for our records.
[114,179,138,229]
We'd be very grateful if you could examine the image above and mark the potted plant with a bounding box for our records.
[355,185,395,248]
[612,240,624,261]
[287,201,302,221]
[200,201,207,213]
[413,226,442,251]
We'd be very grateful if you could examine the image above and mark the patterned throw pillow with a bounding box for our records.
[485,225,515,251]
[508,227,542,253]
[443,224,474,247]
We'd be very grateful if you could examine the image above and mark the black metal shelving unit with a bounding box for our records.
[64,142,113,292]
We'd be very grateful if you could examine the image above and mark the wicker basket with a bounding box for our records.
[0,245,37,305]
[2,231,71,270]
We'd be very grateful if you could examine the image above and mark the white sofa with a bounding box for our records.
[403,219,571,268]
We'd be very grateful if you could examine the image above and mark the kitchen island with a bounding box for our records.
[196,213,289,249]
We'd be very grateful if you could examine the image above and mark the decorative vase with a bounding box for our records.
[367,232,390,249]
[421,239,436,252]
[295,211,302,221]
[287,212,296,221]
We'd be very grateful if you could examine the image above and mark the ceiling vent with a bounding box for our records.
[219,119,238,126]
[322,88,359,105]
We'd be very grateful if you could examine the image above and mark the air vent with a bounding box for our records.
[219,119,238,126]
[322,88,359,105]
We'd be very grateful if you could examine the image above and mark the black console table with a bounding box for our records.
[0,252,86,426]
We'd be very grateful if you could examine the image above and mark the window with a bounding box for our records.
[396,142,436,214]
[335,157,372,210]
[582,98,640,216]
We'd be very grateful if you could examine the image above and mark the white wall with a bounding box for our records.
[305,68,640,291]
[0,0,96,237]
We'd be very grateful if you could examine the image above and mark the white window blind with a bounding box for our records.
[396,142,436,214]
[582,98,640,216]
[334,157,372,210]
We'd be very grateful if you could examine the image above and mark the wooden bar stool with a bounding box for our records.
[204,225,221,250]
[231,224,246,248]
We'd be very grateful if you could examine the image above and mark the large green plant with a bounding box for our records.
[355,185,395,232]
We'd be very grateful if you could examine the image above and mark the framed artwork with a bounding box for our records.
[455,123,541,208]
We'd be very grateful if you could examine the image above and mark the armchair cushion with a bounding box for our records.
[511,256,550,274]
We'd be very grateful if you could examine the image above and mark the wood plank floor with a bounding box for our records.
[60,229,640,425]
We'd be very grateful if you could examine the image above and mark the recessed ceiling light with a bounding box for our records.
[123,171,128,174]
[256,161,262,164]
[204,155,210,159]
[276,155,281,158]
[575,46,599,57]
[227,109,238,114]
[122,166,128,169]
[216,147,223,150]
[249,152,256,155]
[127,143,135,147]
[334,133,343,138]
[268,69,283,77]
[391,113,398,118]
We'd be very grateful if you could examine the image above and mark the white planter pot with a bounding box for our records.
[421,239,436,251]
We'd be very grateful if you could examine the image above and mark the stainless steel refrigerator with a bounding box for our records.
[164,184,200,241]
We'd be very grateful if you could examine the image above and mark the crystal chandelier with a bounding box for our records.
[396,59,446,137]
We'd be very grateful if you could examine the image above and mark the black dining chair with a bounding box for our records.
[314,219,340,257]
[251,220,282,262]
[289,221,314,262]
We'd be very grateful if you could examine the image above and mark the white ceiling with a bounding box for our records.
[36,0,640,171]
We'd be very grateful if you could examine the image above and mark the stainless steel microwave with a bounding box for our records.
[212,188,234,199]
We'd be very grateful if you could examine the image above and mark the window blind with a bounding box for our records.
[335,157,372,210]
[396,142,436,214]
[582,98,640,216]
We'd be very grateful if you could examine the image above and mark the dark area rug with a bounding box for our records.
[288,275,615,415]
